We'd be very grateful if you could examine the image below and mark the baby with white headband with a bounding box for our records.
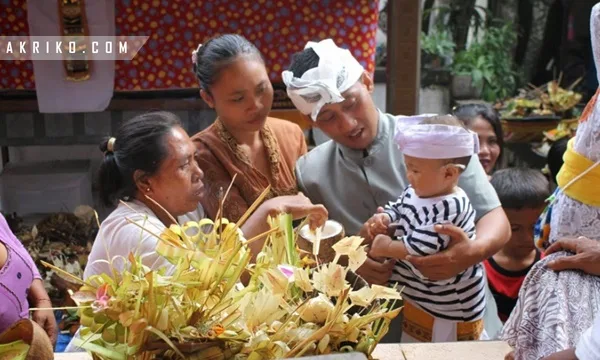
[362,114,487,342]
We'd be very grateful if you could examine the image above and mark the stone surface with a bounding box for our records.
[419,86,451,115]
[399,341,511,360]
[44,113,74,137]
[188,109,216,135]
[296,354,367,359]
[5,112,34,138]
[83,112,112,136]
[55,342,512,360]
[122,111,144,124]
[172,110,190,131]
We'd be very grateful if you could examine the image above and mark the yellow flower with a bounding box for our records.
[293,267,313,292]
[312,263,348,297]
[260,268,289,295]
[299,294,335,324]
[159,226,182,246]
[156,308,169,331]
[349,287,374,307]
[331,236,368,269]
[371,285,403,301]
[349,284,402,308]
[243,289,286,329]
[347,245,368,272]
[331,236,363,255]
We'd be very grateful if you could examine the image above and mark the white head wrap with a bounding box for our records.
[282,39,365,121]
[394,116,480,160]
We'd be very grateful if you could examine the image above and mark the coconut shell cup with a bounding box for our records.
[297,220,345,264]
[0,319,54,360]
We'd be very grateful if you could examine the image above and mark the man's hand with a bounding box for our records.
[546,237,600,276]
[406,224,473,281]
[356,256,395,285]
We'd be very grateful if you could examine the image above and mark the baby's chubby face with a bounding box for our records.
[404,155,461,198]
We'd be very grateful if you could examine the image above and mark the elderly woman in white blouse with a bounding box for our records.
[68,111,327,353]
[85,111,327,278]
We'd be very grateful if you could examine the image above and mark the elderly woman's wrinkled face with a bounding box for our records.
[202,56,274,134]
[145,127,204,217]
[313,73,379,150]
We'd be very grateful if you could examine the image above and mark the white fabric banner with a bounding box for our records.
[27,0,115,113]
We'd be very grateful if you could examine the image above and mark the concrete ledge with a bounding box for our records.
[372,341,512,360]
[55,341,512,360]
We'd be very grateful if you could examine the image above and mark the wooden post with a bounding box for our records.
[386,0,421,115]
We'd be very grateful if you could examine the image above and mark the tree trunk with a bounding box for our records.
[452,0,477,51]
[521,0,554,82]
[422,0,436,34]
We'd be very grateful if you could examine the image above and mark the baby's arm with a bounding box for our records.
[370,234,409,260]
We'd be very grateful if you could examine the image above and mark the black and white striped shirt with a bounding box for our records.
[383,186,485,322]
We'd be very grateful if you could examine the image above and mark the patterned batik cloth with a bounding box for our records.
[501,5,600,358]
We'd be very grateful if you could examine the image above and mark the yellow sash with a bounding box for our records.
[557,139,600,207]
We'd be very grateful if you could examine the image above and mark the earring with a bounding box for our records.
[146,188,150,192]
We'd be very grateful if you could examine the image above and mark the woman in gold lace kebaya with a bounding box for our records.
[191,34,310,223]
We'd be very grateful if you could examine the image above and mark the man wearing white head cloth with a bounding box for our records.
[282,39,510,341]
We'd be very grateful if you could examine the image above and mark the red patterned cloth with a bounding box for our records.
[0,0,379,91]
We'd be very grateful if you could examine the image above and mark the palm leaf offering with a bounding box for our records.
[0,320,55,360]
[46,193,401,359]
[497,79,583,119]
[0,340,29,360]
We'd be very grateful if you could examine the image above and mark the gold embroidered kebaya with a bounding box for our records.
[192,117,307,222]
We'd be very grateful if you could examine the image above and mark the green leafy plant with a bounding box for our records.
[452,22,519,101]
[420,30,455,69]
[452,41,489,88]
[424,1,489,51]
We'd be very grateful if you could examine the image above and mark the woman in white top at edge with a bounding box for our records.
[85,111,328,278]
